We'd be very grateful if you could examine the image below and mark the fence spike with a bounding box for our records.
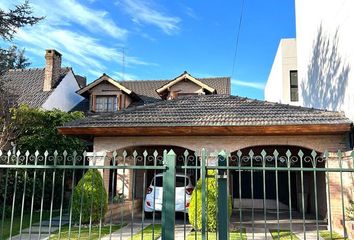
[323,150,329,158]
[143,150,148,157]
[133,150,138,158]
[0,150,2,156]
[54,150,58,157]
[7,150,11,156]
[201,148,207,157]
[16,150,21,156]
[183,149,189,157]
[44,150,49,157]
[112,150,117,158]
[153,150,158,158]
[286,149,292,158]
[235,150,242,158]
[298,150,304,158]
[273,149,279,158]
[261,149,267,157]
[247,149,253,158]
[123,150,127,158]
[25,150,30,157]
[218,149,227,157]
[167,149,176,156]
[337,149,343,158]
[63,150,68,157]
[311,150,317,158]
[35,150,39,157]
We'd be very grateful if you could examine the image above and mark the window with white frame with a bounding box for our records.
[95,95,117,112]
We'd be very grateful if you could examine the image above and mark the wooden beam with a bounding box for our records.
[58,124,351,136]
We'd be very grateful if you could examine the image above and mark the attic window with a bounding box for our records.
[95,95,117,112]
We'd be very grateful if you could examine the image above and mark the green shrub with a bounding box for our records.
[188,170,232,232]
[72,169,108,224]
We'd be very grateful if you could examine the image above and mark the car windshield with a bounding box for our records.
[151,176,189,187]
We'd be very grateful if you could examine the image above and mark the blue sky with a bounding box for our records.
[1,0,295,100]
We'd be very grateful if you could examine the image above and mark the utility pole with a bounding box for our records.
[122,47,125,81]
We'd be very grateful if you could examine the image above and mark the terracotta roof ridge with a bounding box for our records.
[7,66,71,72]
[8,67,44,72]
[117,76,230,83]
[196,76,230,79]
[118,79,169,83]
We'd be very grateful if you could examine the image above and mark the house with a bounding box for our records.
[59,70,352,223]
[1,49,85,111]
[265,0,354,234]
[265,0,354,122]
[265,38,298,106]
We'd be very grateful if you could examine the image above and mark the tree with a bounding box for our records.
[0,45,30,72]
[0,0,44,41]
[11,105,87,153]
[0,1,43,149]
[0,106,87,214]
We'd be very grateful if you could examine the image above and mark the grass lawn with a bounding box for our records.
[270,230,299,240]
[49,224,123,239]
[130,224,162,240]
[187,229,247,240]
[1,210,59,240]
[319,230,348,240]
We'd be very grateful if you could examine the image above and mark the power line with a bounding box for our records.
[231,0,246,78]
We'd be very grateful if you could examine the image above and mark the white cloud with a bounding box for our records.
[118,0,180,35]
[112,71,139,81]
[37,0,127,39]
[231,79,265,90]
[185,7,199,20]
[1,0,128,39]
[15,25,151,72]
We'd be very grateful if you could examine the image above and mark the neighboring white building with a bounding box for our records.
[266,0,354,121]
[2,49,85,112]
[296,0,354,121]
[265,38,298,105]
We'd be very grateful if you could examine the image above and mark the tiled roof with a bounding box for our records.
[75,75,87,88]
[2,67,70,108]
[64,94,351,128]
[116,77,230,103]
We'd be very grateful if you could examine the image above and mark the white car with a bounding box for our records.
[144,173,194,217]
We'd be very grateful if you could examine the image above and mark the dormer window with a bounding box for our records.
[155,71,216,100]
[95,95,117,112]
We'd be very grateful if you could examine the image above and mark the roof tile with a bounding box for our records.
[64,95,351,128]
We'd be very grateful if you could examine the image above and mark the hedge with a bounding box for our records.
[188,170,232,232]
[72,169,108,224]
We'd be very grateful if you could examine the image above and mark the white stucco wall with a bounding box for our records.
[42,70,84,111]
[265,38,298,105]
[295,0,354,120]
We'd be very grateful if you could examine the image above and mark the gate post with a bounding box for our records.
[217,150,229,240]
[162,149,176,240]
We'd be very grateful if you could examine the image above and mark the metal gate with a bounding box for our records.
[0,148,353,239]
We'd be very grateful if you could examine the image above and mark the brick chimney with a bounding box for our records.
[43,49,62,91]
